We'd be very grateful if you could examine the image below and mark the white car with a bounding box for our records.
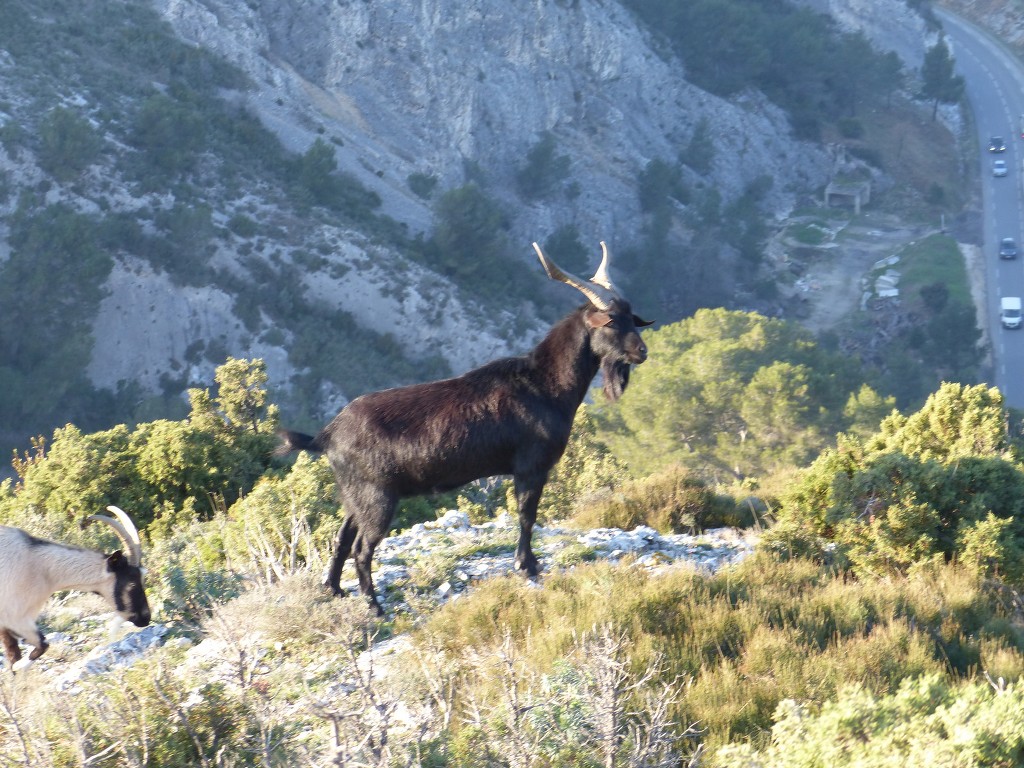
[1002,297,1022,329]
[994,159,1009,177]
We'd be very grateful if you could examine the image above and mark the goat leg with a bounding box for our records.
[27,637,49,661]
[351,525,388,617]
[7,627,46,673]
[1,630,21,670]
[325,517,358,595]
[513,478,544,577]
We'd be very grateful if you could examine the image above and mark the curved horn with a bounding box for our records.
[591,241,621,295]
[87,506,143,567]
[533,242,618,311]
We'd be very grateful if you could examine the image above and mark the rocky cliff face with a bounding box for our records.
[794,0,929,68]
[938,0,1024,52]
[1,0,931,431]
[157,0,832,240]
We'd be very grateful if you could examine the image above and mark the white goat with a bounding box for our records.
[0,506,151,671]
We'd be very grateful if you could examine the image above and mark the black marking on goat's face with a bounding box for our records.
[106,551,152,627]
[585,301,650,402]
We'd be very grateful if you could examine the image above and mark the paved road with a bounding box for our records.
[939,8,1024,407]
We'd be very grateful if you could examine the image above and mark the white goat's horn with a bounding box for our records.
[533,242,618,311]
[591,241,621,295]
[87,506,143,568]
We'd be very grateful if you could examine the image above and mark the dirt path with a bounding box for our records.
[779,213,924,333]
[778,209,992,372]
[782,211,984,333]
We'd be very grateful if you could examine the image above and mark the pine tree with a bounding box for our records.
[920,38,964,120]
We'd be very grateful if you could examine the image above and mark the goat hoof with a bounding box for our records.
[515,557,540,577]
[11,658,34,673]
[28,640,49,661]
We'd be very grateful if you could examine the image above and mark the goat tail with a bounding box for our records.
[274,429,321,457]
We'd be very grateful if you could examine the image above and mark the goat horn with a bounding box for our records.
[533,242,618,311]
[591,241,621,295]
[87,506,143,568]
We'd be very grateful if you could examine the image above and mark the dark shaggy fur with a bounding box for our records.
[277,299,650,614]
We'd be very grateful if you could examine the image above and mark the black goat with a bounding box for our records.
[277,242,651,614]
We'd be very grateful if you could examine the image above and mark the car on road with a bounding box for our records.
[1002,297,1023,329]
[994,158,1009,177]
[990,135,1007,152]
[1000,237,1018,259]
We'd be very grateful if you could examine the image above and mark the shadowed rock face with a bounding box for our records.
[156,0,834,236]
[82,0,847,408]
[10,0,930,423]
[790,0,927,69]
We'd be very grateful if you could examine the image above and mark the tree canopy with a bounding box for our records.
[919,38,965,120]
[597,309,892,481]
[621,0,906,136]
[1,359,279,529]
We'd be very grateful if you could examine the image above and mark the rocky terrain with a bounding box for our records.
[155,0,831,236]
[0,0,933,441]
[29,513,756,697]
[939,0,1024,52]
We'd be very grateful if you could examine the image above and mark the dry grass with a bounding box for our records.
[566,465,751,534]
[823,96,967,218]
[413,553,1024,754]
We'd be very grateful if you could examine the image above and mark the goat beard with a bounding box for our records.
[601,359,631,402]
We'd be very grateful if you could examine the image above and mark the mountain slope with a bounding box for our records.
[0,0,923,452]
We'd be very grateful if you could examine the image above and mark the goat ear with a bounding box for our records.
[585,311,613,329]
[633,315,654,327]
[105,550,126,569]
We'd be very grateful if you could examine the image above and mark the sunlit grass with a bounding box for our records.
[894,233,971,305]
[412,553,1024,754]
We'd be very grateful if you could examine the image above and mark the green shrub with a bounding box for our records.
[714,674,1024,768]
[568,465,743,533]
[220,452,342,583]
[540,223,590,274]
[773,383,1024,585]
[407,171,438,199]
[515,131,571,200]
[227,212,258,237]
[455,481,509,525]
[286,137,381,217]
[638,158,687,213]
[128,90,207,179]
[36,106,103,180]
[837,117,864,139]
[0,202,113,427]
[1,359,279,530]
[680,116,714,175]
[75,657,273,767]
[539,406,628,523]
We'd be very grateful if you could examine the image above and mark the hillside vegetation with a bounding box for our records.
[0,2,1005,761]
[1,345,1022,765]
[0,0,956,464]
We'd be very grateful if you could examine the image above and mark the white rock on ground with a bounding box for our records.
[36,514,756,689]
